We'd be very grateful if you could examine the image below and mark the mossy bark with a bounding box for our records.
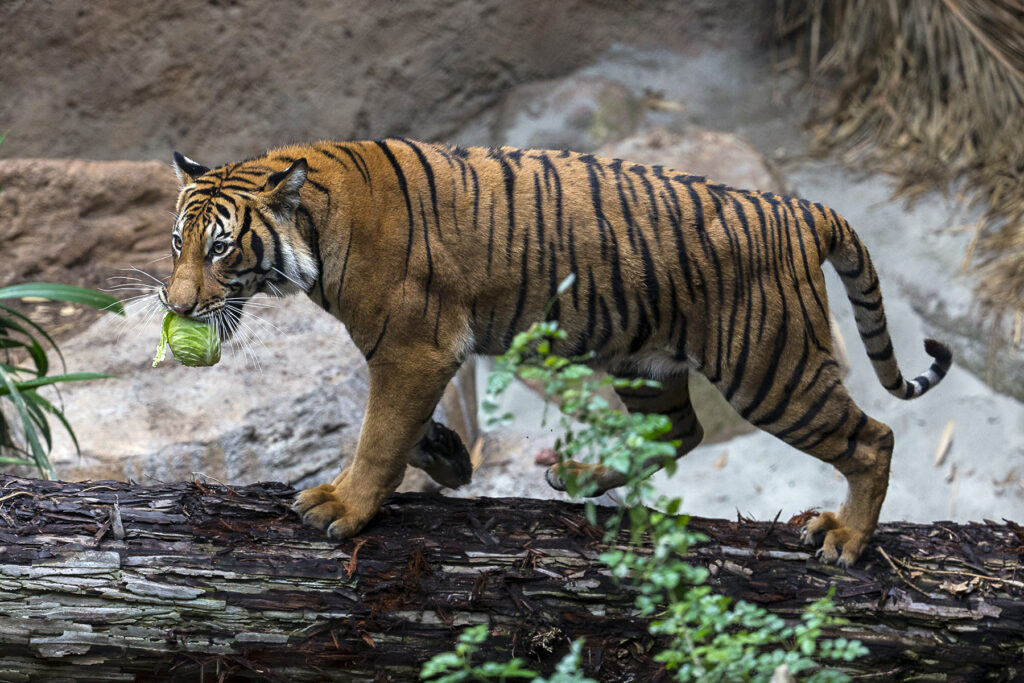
[0,475,1021,681]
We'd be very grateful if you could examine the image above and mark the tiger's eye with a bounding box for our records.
[172,234,182,250]
[212,241,228,255]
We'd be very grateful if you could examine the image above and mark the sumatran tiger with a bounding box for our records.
[161,138,951,567]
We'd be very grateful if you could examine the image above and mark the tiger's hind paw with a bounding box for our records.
[802,511,869,568]
[408,420,473,489]
[544,460,624,497]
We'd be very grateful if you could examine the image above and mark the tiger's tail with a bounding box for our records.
[826,216,952,400]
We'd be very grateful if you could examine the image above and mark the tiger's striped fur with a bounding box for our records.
[163,138,952,567]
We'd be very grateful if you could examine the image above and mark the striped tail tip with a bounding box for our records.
[903,339,953,399]
[924,338,953,370]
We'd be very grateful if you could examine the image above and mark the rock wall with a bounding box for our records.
[0,0,752,162]
[0,159,177,290]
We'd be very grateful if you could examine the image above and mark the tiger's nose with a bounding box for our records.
[167,302,195,315]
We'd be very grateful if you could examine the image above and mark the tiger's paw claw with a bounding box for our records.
[803,511,868,567]
[293,483,372,538]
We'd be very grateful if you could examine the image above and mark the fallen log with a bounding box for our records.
[0,475,1021,681]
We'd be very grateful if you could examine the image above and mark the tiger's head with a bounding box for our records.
[160,152,320,338]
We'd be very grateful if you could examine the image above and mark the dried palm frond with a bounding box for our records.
[773,0,1024,314]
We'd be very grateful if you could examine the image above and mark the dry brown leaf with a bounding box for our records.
[934,420,955,467]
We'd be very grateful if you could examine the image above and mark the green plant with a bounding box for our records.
[426,277,867,681]
[421,624,597,683]
[0,282,124,478]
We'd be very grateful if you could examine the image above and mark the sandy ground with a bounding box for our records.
[460,44,1024,524]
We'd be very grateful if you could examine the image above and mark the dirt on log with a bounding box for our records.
[0,475,1021,682]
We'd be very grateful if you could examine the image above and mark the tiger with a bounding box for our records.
[161,137,952,567]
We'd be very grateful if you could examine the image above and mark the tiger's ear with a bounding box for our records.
[262,158,308,219]
[172,152,210,186]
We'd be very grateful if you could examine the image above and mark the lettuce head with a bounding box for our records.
[153,312,221,367]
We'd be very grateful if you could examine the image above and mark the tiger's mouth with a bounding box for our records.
[206,303,244,343]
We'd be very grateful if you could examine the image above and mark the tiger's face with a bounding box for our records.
[160,153,319,338]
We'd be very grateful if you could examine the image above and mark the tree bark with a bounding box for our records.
[0,474,1021,682]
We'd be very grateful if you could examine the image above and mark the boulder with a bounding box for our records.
[597,125,783,192]
[0,159,177,291]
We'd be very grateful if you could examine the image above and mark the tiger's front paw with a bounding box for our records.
[801,511,870,568]
[292,483,374,539]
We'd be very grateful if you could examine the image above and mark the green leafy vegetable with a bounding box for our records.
[153,312,221,367]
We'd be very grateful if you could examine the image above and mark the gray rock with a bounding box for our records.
[598,126,784,193]
[42,295,367,488]
[475,76,646,153]
[0,0,753,162]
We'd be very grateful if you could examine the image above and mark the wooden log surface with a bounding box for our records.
[0,474,1021,682]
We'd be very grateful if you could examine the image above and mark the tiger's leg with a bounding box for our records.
[293,346,459,538]
[546,372,704,495]
[329,418,473,491]
[755,381,893,568]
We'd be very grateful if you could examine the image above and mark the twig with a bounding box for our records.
[878,547,932,599]
[0,490,33,504]
[888,553,1024,589]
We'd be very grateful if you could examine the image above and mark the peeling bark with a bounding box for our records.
[0,475,1021,681]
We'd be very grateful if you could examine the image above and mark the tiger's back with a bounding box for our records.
[165,137,951,566]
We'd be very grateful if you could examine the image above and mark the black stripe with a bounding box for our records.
[364,315,390,362]
[397,138,442,235]
[583,157,610,259]
[739,308,790,421]
[860,277,880,297]
[498,157,516,265]
[580,267,598,352]
[337,228,353,302]
[317,147,348,167]
[501,210,531,349]
[860,323,888,340]
[596,294,613,350]
[629,292,651,353]
[337,145,370,185]
[636,225,661,328]
[612,161,638,251]
[297,205,323,297]
[567,216,579,309]
[546,239,560,322]
[867,340,893,361]
[433,298,443,348]
[772,377,840,441]
[539,153,564,249]
[419,197,434,315]
[304,176,330,197]
[470,164,481,235]
[754,336,815,430]
[373,140,415,278]
[236,206,252,240]
[533,173,546,276]
[849,296,883,311]
[882,375,905,391]
[486,197,496,276]
[822,412,869,464]
[481,308,496,353]
[795,202,829,346]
